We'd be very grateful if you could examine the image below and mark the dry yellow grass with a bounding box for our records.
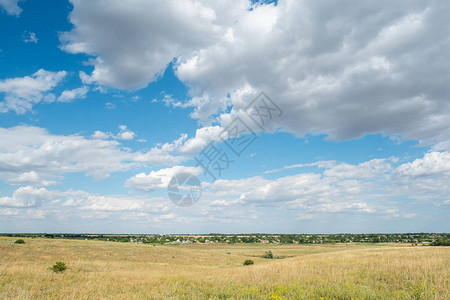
[0,237,448,299]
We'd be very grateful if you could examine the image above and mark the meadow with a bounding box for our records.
[0,237,448,299]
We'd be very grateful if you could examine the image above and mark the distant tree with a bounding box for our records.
[243,260,254,265]
[15,239,25,244]
[431,238,450,246]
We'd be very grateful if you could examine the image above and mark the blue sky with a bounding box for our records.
[0,0,449,233]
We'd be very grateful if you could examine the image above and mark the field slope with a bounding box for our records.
[0,237,448,299]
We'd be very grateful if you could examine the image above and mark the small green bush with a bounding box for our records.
[243,259,254,265]
[15,239,25,244]
[263,250,274,259]
[50,262,67,273]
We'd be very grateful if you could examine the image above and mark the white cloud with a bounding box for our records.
[390,151,450,201]
[0,0,21,16]
[0,69,67,113]
[0,186,170,217]
[0,186,58,207]
[0,124,184,176]
[323,158,393,179]
[92,130,110,140]
[60,1,450,151]
[91,126,137,141]
[57,86,89,103]
[133,134,188,165]
[76,194,167,212]
[125,165,201,192]
[116,125,135,140]
[393,151,450,177]
[178,125,224,154]
[1,152,448,229]
[129,122,246,164]
[60,0,248,89]
[23,31,38,43]
[176,1,450,150]
[0,126,136,185]
[198,152,450,217]
[209,172,372,210]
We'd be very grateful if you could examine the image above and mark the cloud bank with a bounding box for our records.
[61,0,450,150]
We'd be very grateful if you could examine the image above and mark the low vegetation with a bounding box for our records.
[243,259,254,265]
[263,250,274,259]
[431,238,450,246]
[0,237,448,299]
[50,262,67,273]
[14,239,25,244]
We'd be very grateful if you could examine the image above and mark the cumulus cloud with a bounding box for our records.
[0,185,207,228]
[91,125,137,141]
[0,125,136,185]
[0,0,21,16]
[91,130,110,140]
[74,193,167,212]
[0,69,67,113]
[60,0,249,89]
[0,186,169,218]
[323,158,394,179]
[197,152,450,218]
[125,165,201,192]
[0,125,193,187]
[124,157,390,214]
[133,134,188,165]
[178,125,224,154]
[61,0,450,150]
[130,122,248,164]
[116,125,135,140]
[390,151,450,201]
[393,151,450,177]
[176,0,450,149]
[0,186,57,207]
[57,86,89,103]
[2,152,448,228]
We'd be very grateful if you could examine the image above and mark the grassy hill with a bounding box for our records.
[0,237,448,299]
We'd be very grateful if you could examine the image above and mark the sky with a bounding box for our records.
[0,0,449,234]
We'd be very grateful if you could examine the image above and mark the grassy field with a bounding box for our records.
[0,237,448,299]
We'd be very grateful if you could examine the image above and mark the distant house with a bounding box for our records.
[260,239,269,244]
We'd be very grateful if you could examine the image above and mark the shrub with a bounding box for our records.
[15,239,25,244]
[263,250,274,259]
[243,260,254,266]
[431,239,450,246]
[50,262,67,273]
